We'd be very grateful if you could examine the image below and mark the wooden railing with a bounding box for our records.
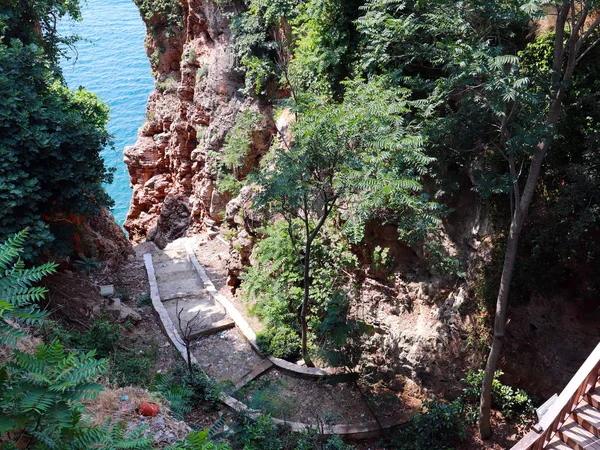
[511,341,600,450]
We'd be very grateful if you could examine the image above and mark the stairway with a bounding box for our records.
[152,239,234,338]
[546,385,600,449]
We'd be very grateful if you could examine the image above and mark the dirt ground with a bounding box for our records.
[192,327,264,383]
[39,233,532,448]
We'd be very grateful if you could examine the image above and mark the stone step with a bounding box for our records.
[155,269,200,284]
[163,296,233,339]
[234,358,274,390]
[573,400,600,438]
[160,244,188,260]
[152,259,194,275]
[547,436,575,450]
[588,388,600,410]
[558,417,600,450]
[158,277,204,299]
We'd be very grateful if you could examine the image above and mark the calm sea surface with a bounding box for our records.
[59,0,154,226]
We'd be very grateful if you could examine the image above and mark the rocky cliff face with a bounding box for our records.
[124,0,489,393]
[124,0,274,246]
[124,0,591,399]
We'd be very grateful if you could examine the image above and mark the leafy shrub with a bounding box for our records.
[136,292,152,307]
[73,254,103,273]
[229,414,286,450]
[156,76,179,93]
[82,318,121,358]
[462,370,534,421]
[133,0,182,36]
[0,341,106,447]
[0,230,56,346]
[154,364,223,414]
[153,372,195,419]
[383,399,466,450]
[109,344,158,388]
[256,327,301,361]
[166,429,232,449]
[316,293,371,369]
[241,221,356,342]
[213,110,261,196]
[0,32,114,260]
[229,413,355,450]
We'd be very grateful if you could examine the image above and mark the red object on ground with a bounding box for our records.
[138,401,159,417]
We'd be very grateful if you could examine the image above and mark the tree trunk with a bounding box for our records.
[476,0,591,435]
[478,94,566,440]
[186,342,193,374]
[301,238,313,366]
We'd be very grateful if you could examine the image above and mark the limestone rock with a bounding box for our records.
[93,298,142,323]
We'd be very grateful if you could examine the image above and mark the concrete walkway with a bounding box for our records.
[143,236,408,437]
[152,240,234,339]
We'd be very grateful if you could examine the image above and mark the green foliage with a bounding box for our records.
[156,75,179,93]
[315,293,371,369]
[241,221,356,346]
[0,18,114,259]
[287,0,358,98]
[153,364,223,415]
[133,0,183,36]
[0,0,82,65]
[383,399,466,450]
[230,414,285,450]
[166,429,232,450]
[109,346,158,388]
[136,292,152,307]
[153,371,195,419]
[213,110,262,196]
[83,318,121,358]
[73,255,102,273]
[0,340,106,446]
[256,326,301,361]
[372,245,392,271]
[96,420,153,450]
[0,230,57,346]
[229,413,354,450]
[0,234,156,449]
[230,0,359,96]
[72,254,103,273]
[462,370,534,421]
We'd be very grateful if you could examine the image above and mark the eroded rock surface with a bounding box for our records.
[124,0,274,246]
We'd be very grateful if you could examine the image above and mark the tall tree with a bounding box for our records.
[479,0,600,437]
[253,79,441,364]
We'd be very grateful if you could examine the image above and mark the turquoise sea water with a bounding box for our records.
[59,0,154,226]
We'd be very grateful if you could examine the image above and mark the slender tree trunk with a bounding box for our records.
[186,342,193,374]
[478,153,539,437]
[479,80,567,441]
[476,0,595,435]
[301,238,313,366]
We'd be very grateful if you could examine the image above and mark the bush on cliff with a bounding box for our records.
[0,1,114,260]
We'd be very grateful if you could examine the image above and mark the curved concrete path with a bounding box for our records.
[143,236,408,438]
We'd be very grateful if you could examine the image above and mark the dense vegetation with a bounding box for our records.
[222,0,600,438]
[0,0,115,261]
[3,0,600,447]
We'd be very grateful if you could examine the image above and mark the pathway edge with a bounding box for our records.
[185,242,331,378]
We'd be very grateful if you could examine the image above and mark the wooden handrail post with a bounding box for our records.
[511,341,600,450]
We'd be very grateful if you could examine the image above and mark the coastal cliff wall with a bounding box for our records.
[124,0,274,247]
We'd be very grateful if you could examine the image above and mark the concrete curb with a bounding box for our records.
[184,242,332,378]
[143,253,199,367]
[145,246,408,439]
